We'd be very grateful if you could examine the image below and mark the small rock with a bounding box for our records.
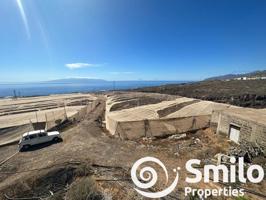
[168,133,187,140]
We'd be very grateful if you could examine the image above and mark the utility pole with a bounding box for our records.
[113,81,116,91]
[13,90,17,99]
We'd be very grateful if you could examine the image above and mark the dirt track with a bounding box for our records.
[0,96,265,200]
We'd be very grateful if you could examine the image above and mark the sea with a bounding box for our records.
[0,81,186,98]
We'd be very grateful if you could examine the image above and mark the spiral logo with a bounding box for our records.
[131,157,179,198]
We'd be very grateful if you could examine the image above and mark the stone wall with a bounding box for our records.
[213,111,266,150]
[252,125,266,150]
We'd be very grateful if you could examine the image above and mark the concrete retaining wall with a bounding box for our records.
[113,115,210,140]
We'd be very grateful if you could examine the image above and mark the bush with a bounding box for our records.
[66,177,104,200]
[235,197,250,200]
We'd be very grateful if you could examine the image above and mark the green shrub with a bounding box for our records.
[235,196,250,200]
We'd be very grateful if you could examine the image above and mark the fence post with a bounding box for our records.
[29,119,33,131]
[64,103,67,120]
[35,112,38,123]
[191,116,196,131]
[45,113,48,131]
[53,111,56,126]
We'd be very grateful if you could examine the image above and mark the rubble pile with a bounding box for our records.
[228,142,264,163]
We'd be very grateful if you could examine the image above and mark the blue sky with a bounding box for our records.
[0,0,266,82]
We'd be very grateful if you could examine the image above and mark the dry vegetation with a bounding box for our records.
[134,79,266,108]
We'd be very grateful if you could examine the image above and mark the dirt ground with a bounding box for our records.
[0,95,265,200]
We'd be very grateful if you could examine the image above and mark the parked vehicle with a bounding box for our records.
[19,130,62,151]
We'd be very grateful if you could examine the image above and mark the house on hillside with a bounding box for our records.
[211,108,266,151]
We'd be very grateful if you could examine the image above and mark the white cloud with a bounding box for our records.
[65,63,102,69]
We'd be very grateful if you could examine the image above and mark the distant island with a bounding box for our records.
[0,79,187,98]
[43,78,108,84]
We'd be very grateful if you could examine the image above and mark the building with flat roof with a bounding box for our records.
[211,107,266,151]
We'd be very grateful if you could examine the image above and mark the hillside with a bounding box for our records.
[134,79,266,108]
[205,70,266,81]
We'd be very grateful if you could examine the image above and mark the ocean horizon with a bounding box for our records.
[0,80,187,98]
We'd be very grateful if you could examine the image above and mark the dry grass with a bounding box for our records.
[66,177,104,200]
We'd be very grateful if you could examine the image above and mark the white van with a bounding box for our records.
[19,130,62,151]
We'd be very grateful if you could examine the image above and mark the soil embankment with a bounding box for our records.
[134,79,266,108]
